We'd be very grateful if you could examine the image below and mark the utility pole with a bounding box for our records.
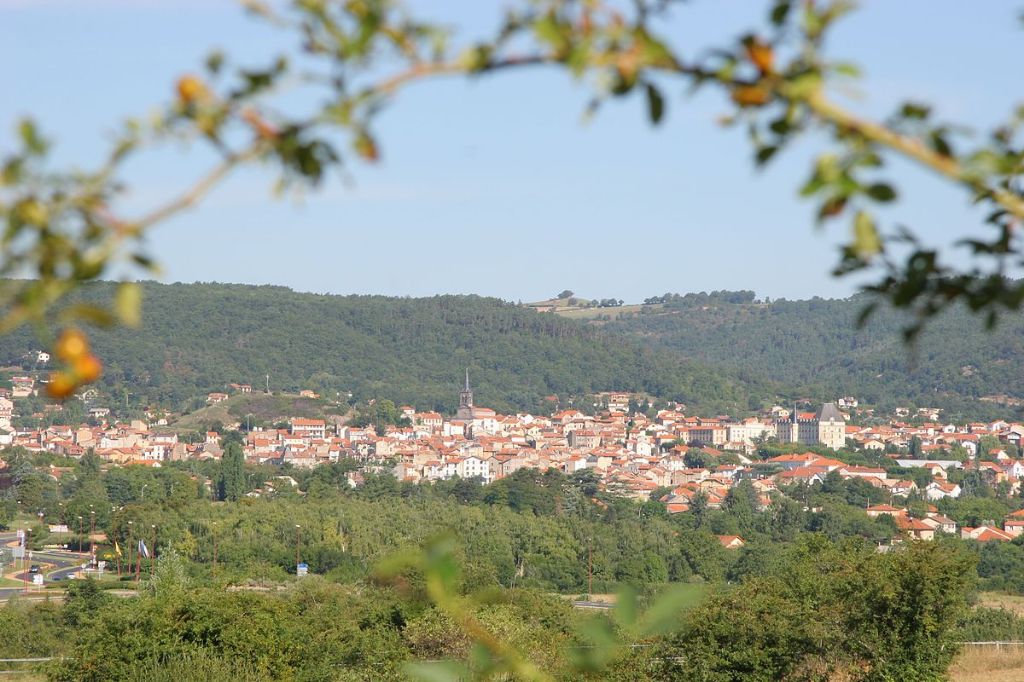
[89,509,96,567]
[77,515,83,553]
[150,525,157,577]
[295,524,301,573]
[211,523,218,578]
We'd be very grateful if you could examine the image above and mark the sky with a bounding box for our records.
[0,0,1019,303]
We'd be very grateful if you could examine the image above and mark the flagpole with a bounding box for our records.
[126,521,133,583]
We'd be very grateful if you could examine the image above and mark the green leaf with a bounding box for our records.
[930,130,953,158]
[130,253,158,272]
[852,211,882,258]
[614,585,638,630]
[770,0,792,26]
[639,584,702,636]
[205,50,225,74]
[62,304,115,328]
[899,102,931,120]
[865,183,897,202]
[404,661,467,682]
[755,145,779,166]
[534,14,569,55]
[17,119,48,155]
[645,83,665,125]
[832,62,861,78]
[784,71,822,98]
[459,44,492,73]
[115,282,143,327]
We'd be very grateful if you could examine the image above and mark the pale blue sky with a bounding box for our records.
[1,0,1019,302]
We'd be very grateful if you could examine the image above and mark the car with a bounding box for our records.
[28,564,40,574]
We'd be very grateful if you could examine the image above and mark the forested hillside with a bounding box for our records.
[596,293,1024,419]
[0,282,754,414]
[3,283,1020,419]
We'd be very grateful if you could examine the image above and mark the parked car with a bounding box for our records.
[28,564,41,574]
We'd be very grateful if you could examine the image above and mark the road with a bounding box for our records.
[0,531,89,600]
[572,600,615,610]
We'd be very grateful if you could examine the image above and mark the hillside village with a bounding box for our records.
[4,374,1024,546]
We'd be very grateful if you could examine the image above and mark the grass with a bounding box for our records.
[950,643,1024,681]
[977,592,1024,617]
[556,303,662,320]
[166,393,344,432]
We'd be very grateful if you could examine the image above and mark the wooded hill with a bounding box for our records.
[0,282,755,415]
[591,292,1024,420]
[0,282,1019,419]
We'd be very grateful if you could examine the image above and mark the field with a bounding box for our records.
[978,592,1024,617]
[950,643,1024,681]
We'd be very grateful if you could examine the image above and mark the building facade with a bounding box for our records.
[776,403,846,449]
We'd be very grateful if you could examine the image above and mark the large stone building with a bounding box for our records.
[776,403,846,449]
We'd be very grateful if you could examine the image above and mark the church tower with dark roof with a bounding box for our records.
[456,369,475,420]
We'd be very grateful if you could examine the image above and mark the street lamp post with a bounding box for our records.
[295,525,301,574]
[77,516,83,553]
[23,529,30,595]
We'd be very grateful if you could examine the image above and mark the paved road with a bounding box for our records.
[0,531,89,600]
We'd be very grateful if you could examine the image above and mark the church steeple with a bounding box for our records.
[457,368,474,419]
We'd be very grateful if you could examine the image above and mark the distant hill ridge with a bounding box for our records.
[587,292,1024,420]
[0,282,1018,420]
[0,282,753,414]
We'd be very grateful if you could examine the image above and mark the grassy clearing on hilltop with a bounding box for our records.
[557,303,663,320]
[167,393,343,432]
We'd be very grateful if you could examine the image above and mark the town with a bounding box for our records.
[4,371,1024,548]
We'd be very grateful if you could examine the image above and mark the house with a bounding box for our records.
[568,430,601,450]
[925,481,962,501]
[717,535,745,549]
[962,526,1013,542]
[1004,518,1024,537]
[895,516,935,541]
[291,418,327,439]
[206,392,229,404]
[840,465,887,480]
[11,376,35,398]
[921,513,958,534]
[866,504,905,519]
